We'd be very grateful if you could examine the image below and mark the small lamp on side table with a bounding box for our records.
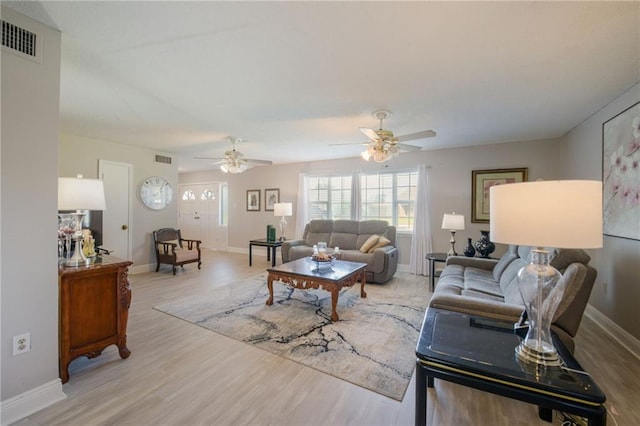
[273,202,292,241]
[442,212,465,257]
[58,175,107,267]
[490,180,602,367]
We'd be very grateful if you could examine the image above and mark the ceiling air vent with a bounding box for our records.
[2,20,37,58]
[154,154,173,165]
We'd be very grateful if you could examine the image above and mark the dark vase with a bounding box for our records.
[475,230,495,258]
[463,238,476,257]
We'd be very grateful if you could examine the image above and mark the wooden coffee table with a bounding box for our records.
[266,258,367,321]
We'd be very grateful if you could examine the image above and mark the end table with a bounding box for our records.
[426,252,447,291]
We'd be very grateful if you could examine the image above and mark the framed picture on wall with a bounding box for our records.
[603,101,640,240]
[471,168,528,223]
[265,188,279,211]
[246,189,260,212]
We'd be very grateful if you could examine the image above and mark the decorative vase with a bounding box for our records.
[463,238,476,257]
[475,230,495,258]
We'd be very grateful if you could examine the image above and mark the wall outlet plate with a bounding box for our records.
[13,333,30,355]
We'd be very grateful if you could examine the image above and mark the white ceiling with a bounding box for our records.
[5,1,640,172]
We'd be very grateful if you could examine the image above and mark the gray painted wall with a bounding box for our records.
[59,133,179,269]
[563,83,640,340]
[1,7,62,401]
[180,137,562,264]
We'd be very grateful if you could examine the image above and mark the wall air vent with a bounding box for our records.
[154,154,173,165]
[2,19,37,58]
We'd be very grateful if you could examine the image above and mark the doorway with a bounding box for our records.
[98,160,133,260]
[178,182,228,250]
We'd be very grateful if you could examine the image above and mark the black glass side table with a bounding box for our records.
[426,252,447,291]
[415,309,607,426]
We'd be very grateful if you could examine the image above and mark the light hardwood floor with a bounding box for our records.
[17,250,640,425]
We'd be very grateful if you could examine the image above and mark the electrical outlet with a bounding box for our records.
[13,333,30,356]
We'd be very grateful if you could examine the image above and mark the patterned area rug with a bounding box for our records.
[154,272,429,401]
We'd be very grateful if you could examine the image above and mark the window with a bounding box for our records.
[305,170,418,231]
[360,171,417,232]
[306,175,352,220]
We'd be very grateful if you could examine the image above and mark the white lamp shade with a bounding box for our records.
[441,213,465,231]
[489,180,602,249]
[58,177,107,211]
[273,202,292,217]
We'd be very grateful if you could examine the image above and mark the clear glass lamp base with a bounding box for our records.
[516,341,561,367]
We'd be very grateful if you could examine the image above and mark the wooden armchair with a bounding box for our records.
[153,228,202,275]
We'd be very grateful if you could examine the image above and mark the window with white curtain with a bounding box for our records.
[306,175,352,220]
[360,171,417,232]
[305,170,418,231]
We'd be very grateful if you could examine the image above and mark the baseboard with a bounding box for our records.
[584,304,640,361]
[0,379,66,425]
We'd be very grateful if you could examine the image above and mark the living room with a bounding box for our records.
[2,2,639,425]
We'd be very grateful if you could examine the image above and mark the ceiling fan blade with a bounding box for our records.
[244,159,273,166]
[194,156,225,161]
[397,143,422,152]
[328,141,370,147]
[396,130,436,142]
[360,127,381,141]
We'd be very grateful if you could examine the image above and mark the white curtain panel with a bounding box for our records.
[295,173,308,239]
[351,170,361,221]
[409,164,433,275]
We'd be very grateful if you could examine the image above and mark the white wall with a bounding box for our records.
[1,6,65,416]
[59,134,179,270]
[180,137,563,264]
[564,82,640,340]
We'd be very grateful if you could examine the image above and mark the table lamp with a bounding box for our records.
[490,180,602,366]
[441,212,465,256]
[58,175,107,267]
[273,202,292,241]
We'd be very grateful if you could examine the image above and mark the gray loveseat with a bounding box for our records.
[281,219,398,284]
[429,245,596,352]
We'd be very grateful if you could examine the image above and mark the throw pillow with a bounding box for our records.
[164,239,182,250]
[359,235,380,253]
[368,236,391,252]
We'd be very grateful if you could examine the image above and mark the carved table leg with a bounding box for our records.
[117,335,131,359]
[330,287,339,322]
[360,270,367,298]
[266,274,274,306]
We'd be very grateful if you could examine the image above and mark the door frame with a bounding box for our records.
[98,159,133,261]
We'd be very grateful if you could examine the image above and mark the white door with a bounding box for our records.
[178,183,227,250]
[99,160,132,260]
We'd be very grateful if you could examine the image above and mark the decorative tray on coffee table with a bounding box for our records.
[310,254,335,270]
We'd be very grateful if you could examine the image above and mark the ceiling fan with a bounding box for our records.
[334,110,436,163]
[194,137,273,174]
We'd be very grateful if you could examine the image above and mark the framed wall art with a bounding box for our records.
[471,168,528,223]
[264,188,279,211]
[602,101,640,241]
[246,189,260,212]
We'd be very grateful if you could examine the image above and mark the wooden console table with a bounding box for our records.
[58,255,133,383]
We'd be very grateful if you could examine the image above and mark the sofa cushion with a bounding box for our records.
[498,258,528,291]
[368,236,391,252]
[359,235,379,253]
[304,220,333,246]
[550,249,591,271]
[491,245,518,281]
[329,233,358,250]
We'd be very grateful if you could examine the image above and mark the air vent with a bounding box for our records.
[154,154,173,165]
[2,20,37,57]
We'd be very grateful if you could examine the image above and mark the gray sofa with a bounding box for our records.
[281,219,398,284]
[429,245,596,352]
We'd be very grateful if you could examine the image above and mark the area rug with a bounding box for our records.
[154,272,429,401]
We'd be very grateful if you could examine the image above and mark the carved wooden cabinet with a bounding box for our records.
[58,255,133,383]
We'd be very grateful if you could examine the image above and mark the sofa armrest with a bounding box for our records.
[281,239,306,263]
[445,256,498,271]
[372,245,397,264]
[429,293,524,323]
